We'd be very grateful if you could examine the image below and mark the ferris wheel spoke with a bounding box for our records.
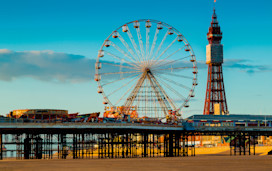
[153,37,177,62]
[127,27,142,60]
[153,55,191,69]
[107,74,141,97]
[152,66,192,71]
[153,45,186,67]
[153,73,192,91]
[155,76,187,100]
[146,27,150,60]
[148,28,159,60]
[111,42,138,63]
[136,27,145,59]
[100,70,141,75]
[150,31,168,61]
[117,32,140,62]
[101,62,138,70]
[101,72,141,87]
[104,51,139,69]
[115,78,140,105]
[154,71,194,80]
[164,44,186,59]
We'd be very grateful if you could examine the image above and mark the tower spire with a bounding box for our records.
[207,8,222,44]
[212,8,218,24]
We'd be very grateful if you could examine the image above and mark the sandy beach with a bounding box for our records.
[1,155,272,171]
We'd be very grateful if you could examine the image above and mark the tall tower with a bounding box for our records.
[203,9,228,115]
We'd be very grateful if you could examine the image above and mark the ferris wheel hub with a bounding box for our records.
[140,65,151,73]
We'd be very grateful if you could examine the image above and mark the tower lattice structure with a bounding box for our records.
[203,9,228,115]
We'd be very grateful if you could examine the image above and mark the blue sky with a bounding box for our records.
[0,0,271,118]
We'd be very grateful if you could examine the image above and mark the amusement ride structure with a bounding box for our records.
[95,19,198,119]
[204,9,228,115]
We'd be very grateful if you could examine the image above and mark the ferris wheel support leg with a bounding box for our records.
[155,76,186,100]
[146,74,170,116]
[124,73,147,114]
[115,78,140,105]
[149,72,177,112]
[107,74,141,97]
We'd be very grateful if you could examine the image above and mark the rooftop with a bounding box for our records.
[186,114,272,121]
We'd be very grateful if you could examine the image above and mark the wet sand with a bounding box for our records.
[1,155,272,171]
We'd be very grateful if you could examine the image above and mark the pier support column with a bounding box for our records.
[0,134,2,160]
[110,133,114,158]
[169,133,173,157]
[35,136,43,159]
[61,134,67,159]
[182,133,188,157]
[253,136,256,155]
[73,134,78,159]
[230,133,254,156]
[190,134,196,156]
[24,134,30,159]
[143,133,147,157]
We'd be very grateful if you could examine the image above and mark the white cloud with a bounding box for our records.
[0,49,95,83]
[196,59,272,74]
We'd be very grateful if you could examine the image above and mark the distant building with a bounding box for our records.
[187,114,272,146]
[7,109,68,120]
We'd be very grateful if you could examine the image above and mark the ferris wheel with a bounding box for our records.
[95,19,197,119]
